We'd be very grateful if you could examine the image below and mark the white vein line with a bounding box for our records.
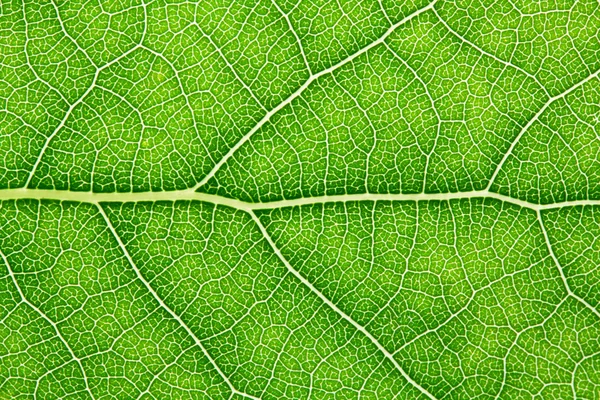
[23,0,101,189]
[95,205,262,400]
[50,0,97,68]
[537,210,600,320]
[21,0,70,106]
[382,41,442,192]
[191,0,438,191]
[190,18,268,112]
[378,0,393,26]
[5,188,600,213]
[134,343,196,400]
[248,190,538,210]
[494,295,568,400]
[270,0,312,75]
[487,67,600,190]
[24,2,148,189]
[0,248,96,400]
[249,211,438,400]
[432,7,550,98]
[24,73,97,189]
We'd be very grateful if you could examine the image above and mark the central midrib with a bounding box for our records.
[1,187,600,212]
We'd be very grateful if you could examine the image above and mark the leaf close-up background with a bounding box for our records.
[1,0,600,398]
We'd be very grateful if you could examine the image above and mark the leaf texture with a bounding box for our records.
[1,0,600,399]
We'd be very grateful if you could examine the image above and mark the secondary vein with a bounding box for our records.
[250,211,439,400]
[191,0,438,191]
[96,204,262,400]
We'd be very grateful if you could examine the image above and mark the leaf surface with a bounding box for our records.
[1,0,600,398]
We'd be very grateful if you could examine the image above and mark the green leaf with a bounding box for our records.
[1,0,599,399]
